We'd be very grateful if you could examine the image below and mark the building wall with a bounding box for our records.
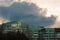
[1,21,60,40]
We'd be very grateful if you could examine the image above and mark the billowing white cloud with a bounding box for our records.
[0,0,60,28]
[23,0,60,28]
[0,2,56,27]
[37,0,60,28]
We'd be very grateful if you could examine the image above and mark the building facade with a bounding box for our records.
[1,21,29,36]
[0,21,60,40]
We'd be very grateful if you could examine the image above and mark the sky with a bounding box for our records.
[0,0,60,28]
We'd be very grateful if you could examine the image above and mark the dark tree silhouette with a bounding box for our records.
[0,30,29,40]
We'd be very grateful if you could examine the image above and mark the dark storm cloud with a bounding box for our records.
[0,2,56,26]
